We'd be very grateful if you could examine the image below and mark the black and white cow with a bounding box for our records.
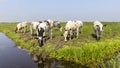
[93,21,106,40]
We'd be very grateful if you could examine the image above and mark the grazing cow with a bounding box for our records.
[93,21,106,40]
[30,22,40,36]
[37,19,62,46]
[53,21,62,31]
[15,21,28,33]
[44,19,62,39]
[37,21,50,46]
[64,20,83,41]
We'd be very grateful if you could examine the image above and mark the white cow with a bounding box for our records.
[93,21,106,40]
[15,21,28,33]
[44,19,62,39]
[30,22,40,36]
[64,20,83,41]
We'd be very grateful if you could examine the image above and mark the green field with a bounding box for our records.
[0,22,120,68]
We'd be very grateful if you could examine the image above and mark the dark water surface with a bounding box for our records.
[0,33,37,68]
[0,33,84,68]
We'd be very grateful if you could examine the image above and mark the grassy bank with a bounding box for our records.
[0,22,120,67]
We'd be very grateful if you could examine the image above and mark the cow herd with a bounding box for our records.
[15,20,106,46]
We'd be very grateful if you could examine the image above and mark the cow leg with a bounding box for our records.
[77,28,79,38]
[25,26,27,33]
[99,31,102,38]
[24,27,26,33]
[20,28,22,33]
[96,31,100,40]
[30,29,33,36]
[65,37,67,41]
[43,32,45,36]
[30,25,33,35]
[50,29,53,39]
[98,31,102,40]
[36,30,39,37]
[70,30,72,40]
[64,31,68,41]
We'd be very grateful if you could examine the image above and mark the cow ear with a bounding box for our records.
[103,24,107,27]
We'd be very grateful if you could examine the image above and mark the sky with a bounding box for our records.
[0,0,120,22]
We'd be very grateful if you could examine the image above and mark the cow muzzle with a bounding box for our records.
[38,37,43,47]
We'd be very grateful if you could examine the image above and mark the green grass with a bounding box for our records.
[0,22,120,68]
[50,40,120,66]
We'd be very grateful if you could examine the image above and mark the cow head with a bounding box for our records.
[53,21,62,32]
[96,25,103,32]
[37,27,44,46]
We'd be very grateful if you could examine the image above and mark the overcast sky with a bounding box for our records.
[0,0,120,22]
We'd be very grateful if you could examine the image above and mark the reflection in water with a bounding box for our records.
[0,33,37,68]
[33,56,87,68]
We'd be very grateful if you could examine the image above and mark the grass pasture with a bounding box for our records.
[0,22,120,67]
